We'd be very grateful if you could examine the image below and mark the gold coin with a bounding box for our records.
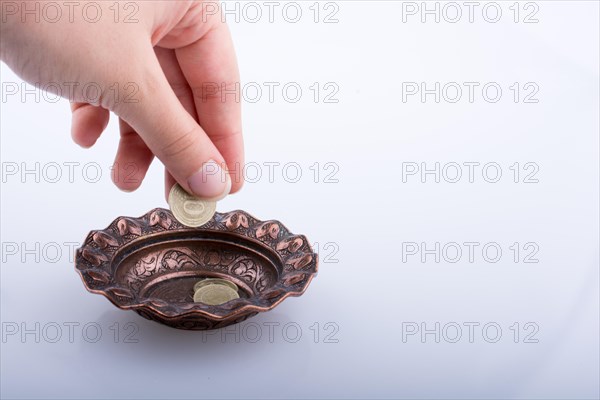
[168,183,216,227]
[194,278,238,292]
[193,284,239,305]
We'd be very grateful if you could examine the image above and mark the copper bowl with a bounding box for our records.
[75,208,318,330]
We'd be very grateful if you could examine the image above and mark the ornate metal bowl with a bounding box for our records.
[75,208,318,330]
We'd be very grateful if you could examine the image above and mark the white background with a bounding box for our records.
[1,1,599,399]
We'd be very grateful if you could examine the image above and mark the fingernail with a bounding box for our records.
[187,160,231,200]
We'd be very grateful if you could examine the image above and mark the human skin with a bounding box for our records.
[0,0,243,201]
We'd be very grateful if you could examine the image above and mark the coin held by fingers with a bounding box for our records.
[168,183,217,227]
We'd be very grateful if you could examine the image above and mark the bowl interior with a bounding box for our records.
[111,230,282,304]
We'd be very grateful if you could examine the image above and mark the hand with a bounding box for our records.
[0,0,243,200]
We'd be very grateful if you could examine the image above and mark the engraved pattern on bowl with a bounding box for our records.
[75,208,318,330]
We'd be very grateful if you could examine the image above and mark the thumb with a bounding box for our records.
[112,45,231,201]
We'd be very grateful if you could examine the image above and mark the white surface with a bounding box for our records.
[1,1,599,399]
